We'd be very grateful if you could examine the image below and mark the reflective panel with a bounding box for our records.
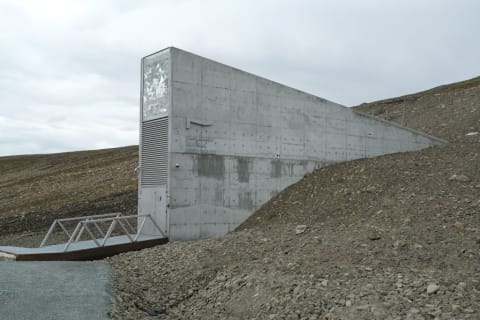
[142,50,169,121]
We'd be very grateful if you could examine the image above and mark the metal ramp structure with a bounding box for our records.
[0,213,168,261]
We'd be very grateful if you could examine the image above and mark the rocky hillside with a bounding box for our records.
[108,78,480,320]
[1,76,479,319]
[355,76,480,143]
[0,146,138,235]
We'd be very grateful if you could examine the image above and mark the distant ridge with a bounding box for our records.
[360,75,480,106]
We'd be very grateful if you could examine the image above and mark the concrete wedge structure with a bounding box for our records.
[138,47,445,240]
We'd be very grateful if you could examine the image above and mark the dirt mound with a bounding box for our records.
[107,78,480,319]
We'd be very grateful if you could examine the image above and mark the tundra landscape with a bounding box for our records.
[1,77,479,319]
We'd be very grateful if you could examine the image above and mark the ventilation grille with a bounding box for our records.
[141,117,169,186]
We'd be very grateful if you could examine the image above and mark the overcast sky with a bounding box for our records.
[0,0,479,156]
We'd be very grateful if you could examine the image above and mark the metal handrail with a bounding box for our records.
[39,212,122,247]
[39,213,166,252]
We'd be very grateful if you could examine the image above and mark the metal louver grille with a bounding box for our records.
[141,117,169,186]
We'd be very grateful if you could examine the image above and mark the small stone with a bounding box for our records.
[426,283,439,294]
[368,231,381,241]
[370,306,386,318]
[427,307,441,317]
[368,284,377,292]
[295,225,307,235]
[345,300,352,307]
[146,308,166,316]
[465,131,479,136]
[394,240,407,249]
[409,307,420,314]
[454,221,465,229]
[449,174,470,182]
[356,305,369,311]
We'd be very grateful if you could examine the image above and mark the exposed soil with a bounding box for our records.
[0,146,138,238]
[1,77,480,319]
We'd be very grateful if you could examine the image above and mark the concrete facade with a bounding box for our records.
[139,47,445,241]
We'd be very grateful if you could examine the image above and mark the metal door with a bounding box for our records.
[138,186,167,236]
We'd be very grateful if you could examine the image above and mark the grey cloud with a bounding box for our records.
[0,0,479,156]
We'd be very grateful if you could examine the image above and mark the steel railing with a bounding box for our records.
[39,213,166,252]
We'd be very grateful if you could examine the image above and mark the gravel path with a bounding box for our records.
[0,261,111,320]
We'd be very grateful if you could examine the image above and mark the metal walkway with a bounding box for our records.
[0,213,168,261]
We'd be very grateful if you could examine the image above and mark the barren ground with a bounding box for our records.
[1,77,479,319]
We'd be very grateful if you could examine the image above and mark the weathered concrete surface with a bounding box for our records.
[139,47,445,241]
[0,261,111,320]
[138,51,171,237]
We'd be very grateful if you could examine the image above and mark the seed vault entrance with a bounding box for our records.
[138,50,170,237]
[137,47,445,241]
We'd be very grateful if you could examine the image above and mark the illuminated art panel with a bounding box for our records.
[142,50,169,121]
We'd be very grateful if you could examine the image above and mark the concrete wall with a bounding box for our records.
[161,47,444,240]
[138,49,171,236]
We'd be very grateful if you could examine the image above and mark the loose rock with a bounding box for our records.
[426,283,440,294]
[295,225,307,235]
[449,174,470,182]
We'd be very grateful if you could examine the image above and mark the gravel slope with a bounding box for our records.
[0,146,138,237]
[1,77,479,319]
[108,80,480,319]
